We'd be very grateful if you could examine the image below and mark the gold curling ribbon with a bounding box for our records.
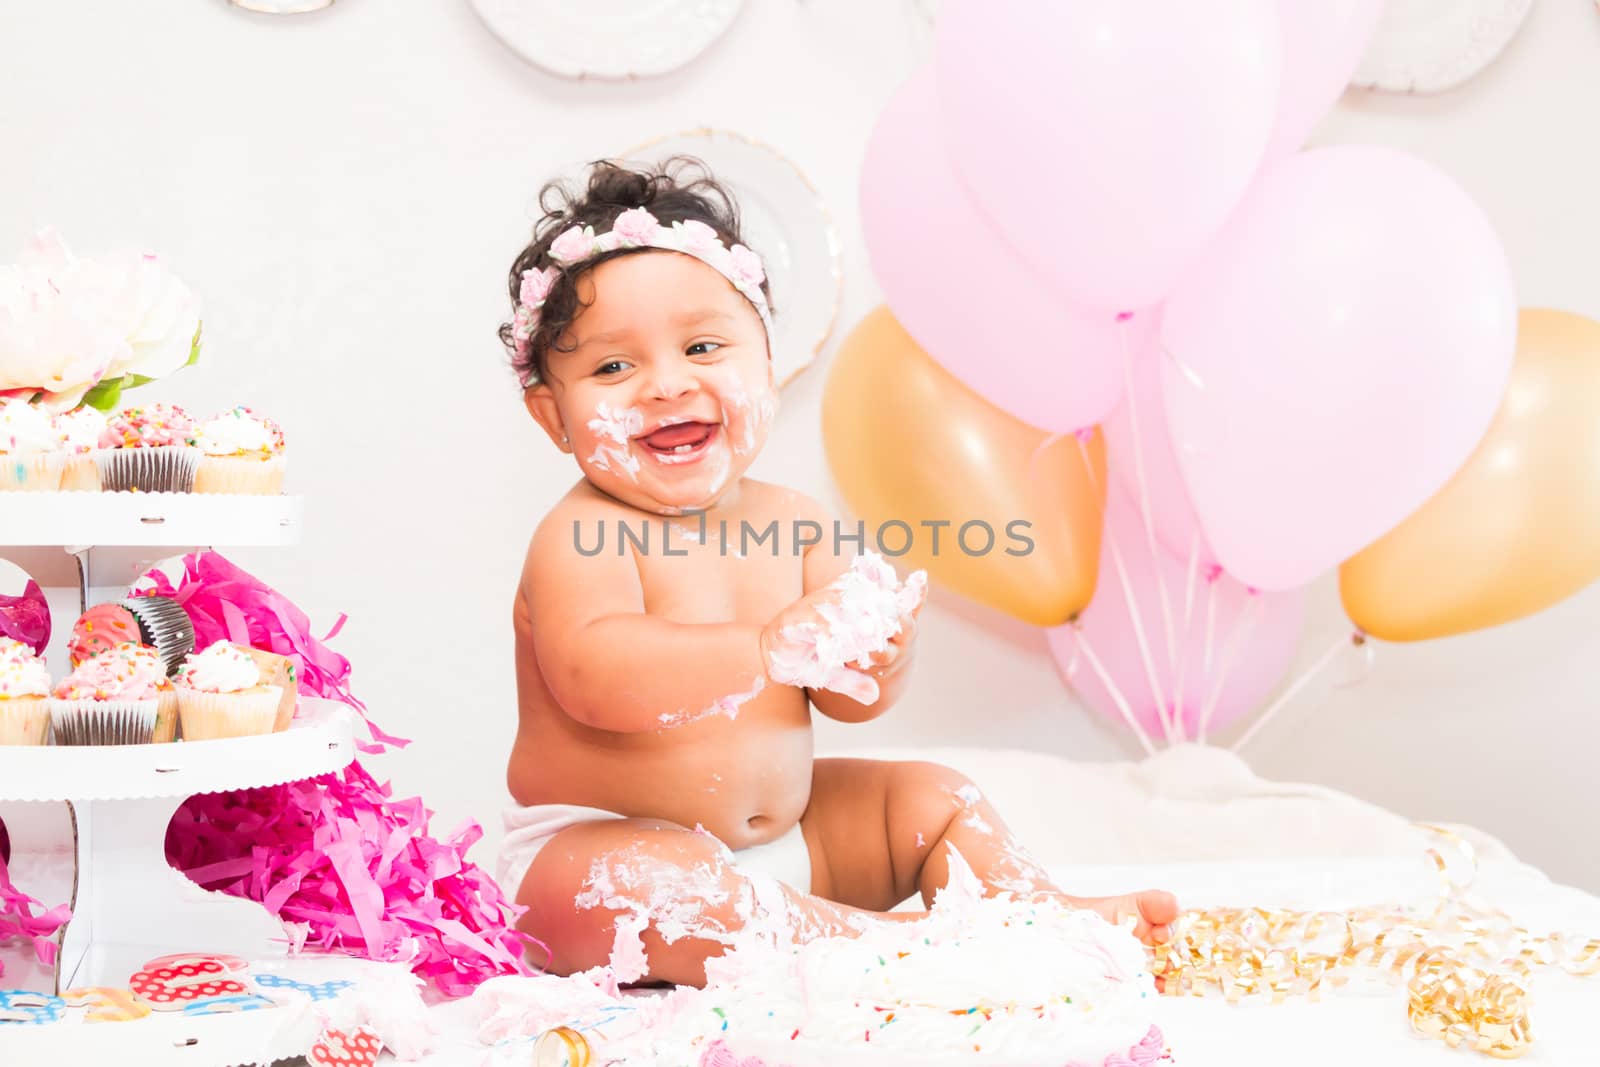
[1151,825,1600,1059]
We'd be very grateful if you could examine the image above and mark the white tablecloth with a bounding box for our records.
[399,746,1600,1066]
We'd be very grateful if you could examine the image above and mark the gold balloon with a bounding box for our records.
[1341,308,1600,641]
[822,305,1105,626]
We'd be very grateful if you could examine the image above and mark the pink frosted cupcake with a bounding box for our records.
[0,638,52,745]
[192,406,286,495]
[50,642,169,745]
[0,398,65,491]
[94,404,200,492]
[174,641,281,740]
[54,406,108,491]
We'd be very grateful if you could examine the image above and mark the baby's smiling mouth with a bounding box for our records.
[637,421,719,464]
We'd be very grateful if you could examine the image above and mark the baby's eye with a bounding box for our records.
[596,360,629,376]
[686,341,722,357]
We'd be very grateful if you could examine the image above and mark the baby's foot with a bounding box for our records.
[1064,890,1180,945]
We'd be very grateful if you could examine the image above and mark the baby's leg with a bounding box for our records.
[515,817,915,987]
[804,759,1178,944]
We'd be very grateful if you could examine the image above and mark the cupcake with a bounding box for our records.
[192,406,286,495]
[69,597,196,676]
[94,403,200,493]
[0,638,52,745]
[49,642,167,745]
[0,398,65,491]
[54,406,107,491]
[173,641,281,740]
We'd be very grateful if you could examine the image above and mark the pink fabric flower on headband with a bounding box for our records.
[549,225,595,264]
[612,207,661,246]
[675,219,721,256]
[519,266,556,308]
[729,244,765,287]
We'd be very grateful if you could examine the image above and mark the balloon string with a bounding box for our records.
[1073,625,1157,758]
[1232,632,1361,754]
[1170,534,1201,743]
[1076,434,1178,745]
[1196,592,1265,743]
[1118,318,1181,683]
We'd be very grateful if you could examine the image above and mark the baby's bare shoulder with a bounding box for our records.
[524,484,632,574]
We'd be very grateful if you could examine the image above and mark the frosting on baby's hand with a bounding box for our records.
[764,552,927,704]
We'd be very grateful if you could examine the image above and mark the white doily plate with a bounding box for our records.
[1351,0,1534,94]
[469,0,744,80]
[620,129,843,389]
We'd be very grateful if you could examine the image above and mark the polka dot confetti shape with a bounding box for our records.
[308,1024,383,1067]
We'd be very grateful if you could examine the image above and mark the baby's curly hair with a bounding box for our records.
[499,156,770,388]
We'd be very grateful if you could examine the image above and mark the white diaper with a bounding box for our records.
[496,803,813,902]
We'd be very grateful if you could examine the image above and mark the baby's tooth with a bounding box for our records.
[674,444,692,453]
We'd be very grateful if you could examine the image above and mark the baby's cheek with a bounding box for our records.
[716,370,778,458]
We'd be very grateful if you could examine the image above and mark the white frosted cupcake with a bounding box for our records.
[0,638,52,745]
[0,398,65,491]
[174,641,281,740]
[192,407,286,495]
[54,406,107,491]
[49,642,166,745]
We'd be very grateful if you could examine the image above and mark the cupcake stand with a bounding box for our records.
[0,494,410,1064]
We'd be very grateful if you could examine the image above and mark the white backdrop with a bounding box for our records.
[3,1,1597,893]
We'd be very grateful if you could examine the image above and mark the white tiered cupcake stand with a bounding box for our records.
[0,493,397,1064]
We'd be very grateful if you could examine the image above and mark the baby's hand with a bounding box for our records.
[759,573,927,706]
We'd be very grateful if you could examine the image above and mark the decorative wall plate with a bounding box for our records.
[1350,0,1534,93]
[619,129,842,389]
[469,0,744,80]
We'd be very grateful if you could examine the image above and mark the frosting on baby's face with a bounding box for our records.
[526,251,777,515]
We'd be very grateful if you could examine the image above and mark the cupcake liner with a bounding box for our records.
[59,454,101,492]
[120,595,196,676]
[176,685,281,741]
[194,453,286,495]
[48,698,158,746]
[94,445,200,493]
[0,452,65,492]
[0,697,51,745]
[153,687,179,743]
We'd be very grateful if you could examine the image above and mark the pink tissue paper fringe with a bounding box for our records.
[0,845,70,980]
[165,761,535,998]
[127,550,538,996]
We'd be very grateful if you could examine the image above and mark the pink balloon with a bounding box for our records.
[1101,314,1221,574]
[1048,488,1305,742]
[1263,0,1386,162]
[1161,145,1517,591]
[933,0,1281,312]
[860,67,1127,434]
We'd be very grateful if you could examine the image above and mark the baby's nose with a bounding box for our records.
[646,366,699,400]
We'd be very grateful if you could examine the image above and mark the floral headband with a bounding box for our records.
[513,207,773,387]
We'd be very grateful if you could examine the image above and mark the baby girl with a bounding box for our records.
[496,159,1177,985]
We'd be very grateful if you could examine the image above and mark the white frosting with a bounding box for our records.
[175,641,261,693]
[472,850,1160,1067]
[586,402,643,480]
[194,408,279,456]
[0,398,61,455]
[54,406,107,454]
[766,552,928,703]
[0,637,51,698]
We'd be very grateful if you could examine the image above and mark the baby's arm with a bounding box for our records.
[795,495,922,724]
[525,499,768,734]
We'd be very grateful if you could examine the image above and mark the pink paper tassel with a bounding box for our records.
[167,763,537,997]
[0,845,71,979]
[133,551,408,753]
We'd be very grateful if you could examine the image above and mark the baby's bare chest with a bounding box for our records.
[629,516,805,624]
